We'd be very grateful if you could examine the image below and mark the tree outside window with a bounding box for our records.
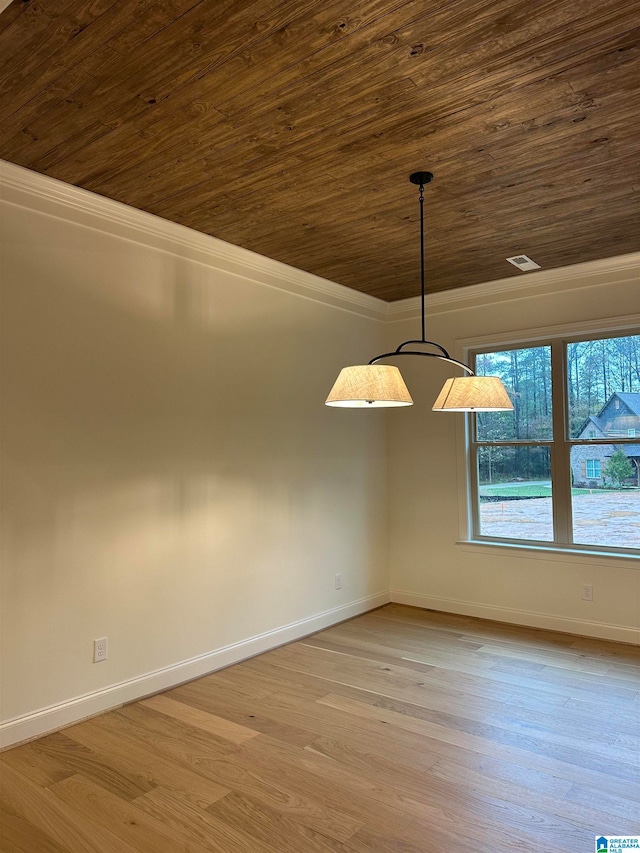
[604,450,634,488]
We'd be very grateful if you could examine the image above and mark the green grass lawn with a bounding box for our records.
[480,484,592,498]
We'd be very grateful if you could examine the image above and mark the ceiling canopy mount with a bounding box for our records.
[409,171,434,186]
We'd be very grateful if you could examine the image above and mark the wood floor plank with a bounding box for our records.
[29,732,155,801]
[66,716,231,807]
[427,753,636,828]
[0,800,70,853]
[86,703,364,843]
[1,604,638,853]
[306,702,638,803]
[316,691,640,785]
[236,729,571,852]
[131,786,283,853]
[171,676,324,749]
[307,629,640,702]
[301,635,438,673]
[233,732,479,851]
[0,740,77,788]
[307,653,625,742]
[48,774,215,853]
[206,790,356,853]
[115,701,243,758]
[139,694,260,744]
[564,781,640,823]
[0,761,137,853]
[200,741,366,844]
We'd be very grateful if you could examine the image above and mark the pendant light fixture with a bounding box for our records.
[325,172,513,412]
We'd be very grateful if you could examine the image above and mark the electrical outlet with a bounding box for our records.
[334,573,343,590]
[581,584,593,602]
[94,637,108,662]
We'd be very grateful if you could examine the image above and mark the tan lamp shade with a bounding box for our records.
[325,364,413,407]
[432,376,513,412]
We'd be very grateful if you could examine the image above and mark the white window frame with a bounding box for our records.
[455,315,640,561]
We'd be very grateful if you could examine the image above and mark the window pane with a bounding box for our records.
[586,459,601,479]
[478,446,553,541]
[476,346,552,441]
[568,334,640,439]
[570,446,640,548]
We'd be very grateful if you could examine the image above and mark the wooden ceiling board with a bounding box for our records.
[1,0,638,300]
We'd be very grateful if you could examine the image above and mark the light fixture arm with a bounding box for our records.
[368,344,475,375]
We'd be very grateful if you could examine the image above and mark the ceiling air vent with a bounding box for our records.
[506,254,541,271]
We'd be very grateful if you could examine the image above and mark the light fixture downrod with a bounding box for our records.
[410,170,433,344]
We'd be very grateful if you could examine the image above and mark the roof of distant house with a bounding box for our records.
[614,444,640,456]
[615,392,640,416]
[577,391,640,437]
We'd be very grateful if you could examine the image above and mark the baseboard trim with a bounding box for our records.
[390,590,639,644]
[0,592,390,750]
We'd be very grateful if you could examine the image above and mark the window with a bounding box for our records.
[470,332,640,553]
[585,459,601,479]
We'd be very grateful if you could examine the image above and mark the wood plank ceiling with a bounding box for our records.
[1,0,638,301]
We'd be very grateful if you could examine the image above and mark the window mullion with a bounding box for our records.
[550,340,572,543]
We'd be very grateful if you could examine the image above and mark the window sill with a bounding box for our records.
[457,539,640,567]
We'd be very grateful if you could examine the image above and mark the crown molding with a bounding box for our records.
[388,252,640,322]
[0,160,388,321]
[3,160,637,325]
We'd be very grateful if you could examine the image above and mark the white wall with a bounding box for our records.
[387,260,640,643]
[0,163,390,746]
[2,162,638,750]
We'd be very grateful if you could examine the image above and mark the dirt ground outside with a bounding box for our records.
[480,490,640,548]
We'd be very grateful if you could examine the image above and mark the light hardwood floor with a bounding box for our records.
[1,604,639,852]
